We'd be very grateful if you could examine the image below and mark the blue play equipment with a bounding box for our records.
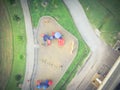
[41,31,63,46]
[45,80,49,84]
[37,85,42,89]
[43,34,50,41]
[43,32,62,41]
[54,32,62,39]
[36,80,50,90]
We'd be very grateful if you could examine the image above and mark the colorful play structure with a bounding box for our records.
[41,31,65,46]
[36,80,53,90]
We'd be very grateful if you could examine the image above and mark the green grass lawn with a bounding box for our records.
[4,0,26,90]
[79,0,120,46]
[29,0,90,90]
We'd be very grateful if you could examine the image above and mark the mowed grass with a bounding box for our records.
[79,0,120,46]
[0,0,13,90]
[4,0,26,90]
[29,0,90,90]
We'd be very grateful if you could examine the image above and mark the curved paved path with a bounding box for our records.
[20,0,34,90]
[63,0,119,90]
[64,0,102,51]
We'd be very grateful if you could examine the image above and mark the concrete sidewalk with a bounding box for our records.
[63,0,102,52]
[20,0,34,90]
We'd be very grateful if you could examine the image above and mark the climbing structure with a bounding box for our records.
[36,80,53,90]
[41,31,65,46]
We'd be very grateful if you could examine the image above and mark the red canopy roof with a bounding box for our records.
[48,80,53,86]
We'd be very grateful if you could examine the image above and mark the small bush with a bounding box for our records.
[13,14,21,22]
[17,36,23,41]
[15,74,22,81]
[9,0,16,5]
[19,55,24,60]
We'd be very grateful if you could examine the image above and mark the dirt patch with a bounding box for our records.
[0,0,13,90]
[34,16,78,90]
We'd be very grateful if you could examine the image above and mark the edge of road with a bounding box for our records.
[76,52,92,75]
[98,56,120,90]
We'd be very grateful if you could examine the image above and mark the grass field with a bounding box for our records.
[79,0,120,46]
[0,0,13,90]
[29,0,89,90]
[4,0,26,90]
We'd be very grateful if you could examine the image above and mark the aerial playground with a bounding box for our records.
[35,16,78,90]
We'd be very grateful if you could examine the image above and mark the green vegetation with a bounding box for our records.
[9,0,16,5]
[15,74,22,81]
[79,0,120,46]
[29,0,89,90]
[4,0,26,90]
[0,0,13,90]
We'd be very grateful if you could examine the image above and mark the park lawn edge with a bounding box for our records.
[79,0,120,46]
[5,0,26,90]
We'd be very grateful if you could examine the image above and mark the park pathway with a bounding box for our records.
[20,0,34,90]
[63,0,119,90]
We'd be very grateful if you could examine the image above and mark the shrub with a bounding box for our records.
[15,74,22,81]
[9,0,16,5]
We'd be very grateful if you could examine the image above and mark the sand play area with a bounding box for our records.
[34,16,78,90]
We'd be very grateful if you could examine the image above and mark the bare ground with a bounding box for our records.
[0,0,13,89]
[34,16,78,90]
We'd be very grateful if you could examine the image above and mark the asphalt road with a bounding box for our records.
[63,0,119,90]
[20,0,34,90]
